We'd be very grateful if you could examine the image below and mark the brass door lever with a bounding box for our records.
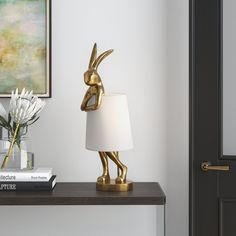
[201,162,230,171]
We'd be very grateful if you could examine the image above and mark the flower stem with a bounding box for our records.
[1,123,20,169]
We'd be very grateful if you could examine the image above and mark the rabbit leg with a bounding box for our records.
[106,152,127,184]
[97,152,110,184]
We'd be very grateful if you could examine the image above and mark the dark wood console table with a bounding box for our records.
[0,182,165,205]
[0,182,166,235]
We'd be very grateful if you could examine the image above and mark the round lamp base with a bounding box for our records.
[96,179,133,192]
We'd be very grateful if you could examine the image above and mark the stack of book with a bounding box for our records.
[0,168,56,191]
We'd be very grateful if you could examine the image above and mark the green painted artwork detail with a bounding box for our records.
[0,0,47,94]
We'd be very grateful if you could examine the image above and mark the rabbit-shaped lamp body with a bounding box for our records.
[81,43,112,111]
[81,44,131,191]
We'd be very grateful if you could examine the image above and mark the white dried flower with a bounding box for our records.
[0,103,7,120]
[9,88,46,124]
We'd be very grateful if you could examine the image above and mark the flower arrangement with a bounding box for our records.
[0,88,45,169]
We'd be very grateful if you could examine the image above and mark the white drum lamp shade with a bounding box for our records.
[86,94,133,152]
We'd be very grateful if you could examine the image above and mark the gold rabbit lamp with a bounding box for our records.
[81,43,133,192]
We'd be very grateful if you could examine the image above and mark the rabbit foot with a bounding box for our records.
[116,166,127,184]
[97,175,110,184]
[115,176,126,184]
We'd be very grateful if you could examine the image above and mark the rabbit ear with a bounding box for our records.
[93,49,113,70]
[89,43,97,69]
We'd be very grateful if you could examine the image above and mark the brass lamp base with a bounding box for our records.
[96,179,133,192]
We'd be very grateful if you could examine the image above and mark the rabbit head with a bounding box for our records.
[84,43,113,86]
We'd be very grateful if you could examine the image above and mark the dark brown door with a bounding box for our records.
[190,0,236,235]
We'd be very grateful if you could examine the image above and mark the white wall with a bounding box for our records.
[165,1,188,235]
[0,0,188,236]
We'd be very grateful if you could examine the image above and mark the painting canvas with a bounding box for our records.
[0,0,51,97]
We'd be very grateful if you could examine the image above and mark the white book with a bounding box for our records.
[0,168,53,182]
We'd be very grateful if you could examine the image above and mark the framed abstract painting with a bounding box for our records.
[0,0,51,97]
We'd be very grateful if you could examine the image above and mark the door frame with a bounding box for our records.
[189,0,228,235]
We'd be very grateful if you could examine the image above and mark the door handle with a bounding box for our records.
[201,162,230,171]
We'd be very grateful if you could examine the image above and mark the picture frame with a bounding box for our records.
[0,0,51,98]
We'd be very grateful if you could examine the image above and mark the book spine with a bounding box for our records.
[0,181,56,191]
[0,173,52,182]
